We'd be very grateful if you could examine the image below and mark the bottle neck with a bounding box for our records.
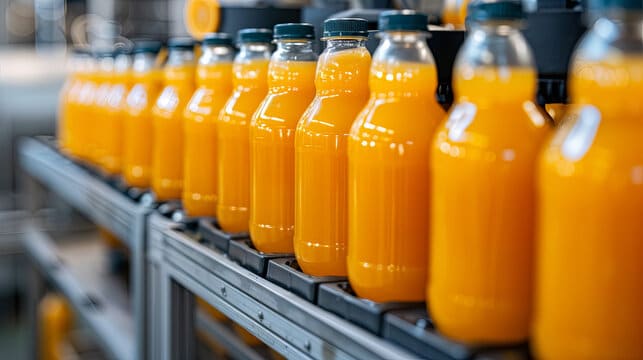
[462,21,534,68]
[237,43,272,62]
[267,39,317,92]
[579,14,643,59]
[84,59,97,79]
[133,53,157,73]
[374,31,434,63]
[69,54,92,79]
[197,45,234,88]
[131,53,160,84]
[165,49,195,86]
[114,54,131,72]
[113,54,132,85]
[370,31,438,98]
[234,43,271,90]
[97,57,115,81]
[200,44,235,65]
[324,37,367,51]
[454,21,536,103]
[316,36,370,96]
[569,12,643,115]
[166,49,195,67]
[274,40,315,60]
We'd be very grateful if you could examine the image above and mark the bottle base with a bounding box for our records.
[123,174,150,189]
[294,246,347,277]
[348,261,426,303]
[428,289,530,344]
[217,206,249,233]
[153,186,182,202]
[249,223,294,254]
[296,260,347,277]
[99,156,122,176]
[183,195,217,218]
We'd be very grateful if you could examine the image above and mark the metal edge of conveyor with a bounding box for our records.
[18,138,91,215]
[166,263,316,360]
[21,223,135,360]
[18,137,145,249]
[162,228,419,360]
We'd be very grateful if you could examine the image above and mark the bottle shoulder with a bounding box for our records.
[349,96,445,150]
[297,96,365,134]
[218,88,265,126]
[432,100,550,153]
[184,86,230,123]
[542,104,643,173]
[251,91,314,129]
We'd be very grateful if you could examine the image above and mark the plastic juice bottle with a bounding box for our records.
[544,103,567,124]
[99,48,132,175]
[82,51,114,165]
[122,40,163,188]
[91,51,117,167]
[217,29,272,233]
[534,2,643,359]
[442,0,470,28]
[151,38,196,201]
[183,33,234,217]
[61,49,94,157]
[57,48,83,153]
[72,53,99,160]
[429,1,549,343]
[39,294,73,360]
[294,19,370,275]
[348,11,444,302]
[249,23,317,253]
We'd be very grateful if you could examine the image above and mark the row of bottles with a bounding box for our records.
[57,0,643,358]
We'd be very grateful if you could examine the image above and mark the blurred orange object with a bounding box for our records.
[184,0,220,40]
[196,297,228,322]
[39,294,73,360]
[232,323,262,346]
[98,227,124,249]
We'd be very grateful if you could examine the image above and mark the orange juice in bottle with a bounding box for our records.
[348,11,444,302]
[183,33,234,217]
[429,0,549,343]
[39,294,73,360]
[533,1,643,358]
[88,50,115,165]
[544,103,567,124]
[61,48,94,157]
[217,29,272,233]
[72,52,99,160]
[151,38,196,201]
[57,48,84,153]
[123,40,163,188]
[250,23,317,253]
[100,47,132,175]
[295,19,370,275]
